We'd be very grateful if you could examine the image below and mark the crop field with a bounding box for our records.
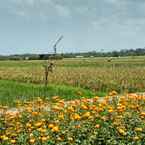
[0,56,145,144]
[0,57,145,94]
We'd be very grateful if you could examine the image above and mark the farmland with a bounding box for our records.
[0,57,145,104]
[0,56,145,97]
[0,56,145,144]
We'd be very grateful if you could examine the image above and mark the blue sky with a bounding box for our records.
[0,0,145,55]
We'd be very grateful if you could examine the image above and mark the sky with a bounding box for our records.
[0,0,145,55]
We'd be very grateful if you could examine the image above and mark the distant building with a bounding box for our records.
[25,57,29,60]
[76,55,84,58]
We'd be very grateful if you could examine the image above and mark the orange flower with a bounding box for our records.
[81,104,88,110]
[118,128,126,136]
[95,124,100,129]
[75,125,81,129]
[58,113,64,120]
[31,111,39,116]
[93,96,99,102]
[48,124,54,129]
[52,126,59,132]
[72,113,81,120]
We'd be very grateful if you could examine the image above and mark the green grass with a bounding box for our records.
[0,80,106,106]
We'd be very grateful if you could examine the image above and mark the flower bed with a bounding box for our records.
[0,92,145,145]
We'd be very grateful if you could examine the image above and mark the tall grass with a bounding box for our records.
[0,80,104,106]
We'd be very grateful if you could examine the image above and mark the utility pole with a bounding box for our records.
[53,35,63,55]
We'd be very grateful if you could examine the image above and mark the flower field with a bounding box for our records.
[0,92,145,145]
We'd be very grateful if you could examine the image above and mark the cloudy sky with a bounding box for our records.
[0,0,145,55]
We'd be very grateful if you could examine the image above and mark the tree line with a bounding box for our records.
[0,48,145,60]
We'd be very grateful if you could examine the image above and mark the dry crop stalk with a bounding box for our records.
[43,60,54,87]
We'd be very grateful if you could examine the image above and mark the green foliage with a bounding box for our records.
[0,80,102,106]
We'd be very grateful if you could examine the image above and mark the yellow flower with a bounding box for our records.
[10,139,16,144]
[26,123,32,128]
[41,136,49,142]
[133,136,140,141]
[68,137,73,142]
[57,137,63,141]
[109,91,118,96]
[34,122,43,128]
[1,135,9,141]
[140,112,145,118]
[108,107,114,113]
[58,113,64,120]
[72,113,81,120]
[67,106,75,113]
[82,112,91,118]
[52,126,59,132]
[37,128,47,133]
[52,105,61,111]
[134,128,143,132]
[26,107,32,112]
[118,128,127,136]
[52,96,60,101]
[29,138,36,144]
[29,133,34,137]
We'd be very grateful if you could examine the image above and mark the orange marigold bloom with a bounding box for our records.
[72,113,81,120]
[81,104,88,110]
[52,126,59,132]
[48,124,54,129]
[95,124,100,129]
[75,125,81,129]
[93,96,99,102]
[31,111,39,116]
